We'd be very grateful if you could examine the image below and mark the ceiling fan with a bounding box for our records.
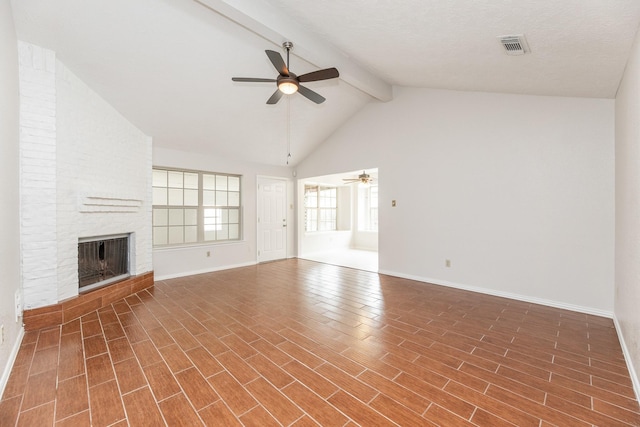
[232,41,339,104]
[343,171,374,185]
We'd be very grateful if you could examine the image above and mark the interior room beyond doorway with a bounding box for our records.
[298,168,378,272]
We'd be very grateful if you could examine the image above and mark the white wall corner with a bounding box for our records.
[613,315,640,403]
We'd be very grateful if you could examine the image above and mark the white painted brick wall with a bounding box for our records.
[56,60,152,302]
[18,42,153,309]
[18,42,58,309]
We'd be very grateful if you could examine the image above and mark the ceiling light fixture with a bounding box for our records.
[358,179,371,188]
[359,171,371,184]
[278,77,299,94]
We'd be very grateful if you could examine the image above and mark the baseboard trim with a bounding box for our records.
[613,315,640,403]
[154,261,258,281]
[377,269,613,318]
[0,326,24,399]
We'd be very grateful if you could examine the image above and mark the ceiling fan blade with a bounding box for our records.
[232,77,276,82]
[265,50,289,76]
[298,85,326,104]
[266,89,283,105]
[298,67,339,83]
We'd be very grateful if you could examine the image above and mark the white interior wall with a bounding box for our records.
[152,147,293,280]
[300,231,352,255]
[0,1,23,396]
[614,25,640,399]
[297,87,615,314]
[337,186,352,231]
[353,231,378,251]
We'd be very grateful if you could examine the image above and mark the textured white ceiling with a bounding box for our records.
[265,0,640,98]
[10,0,640,167]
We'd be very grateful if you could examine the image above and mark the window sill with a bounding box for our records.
[153,240,245,251]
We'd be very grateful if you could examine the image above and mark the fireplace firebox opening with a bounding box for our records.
[78,233,131,293]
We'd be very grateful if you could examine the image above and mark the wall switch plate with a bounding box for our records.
[0,325,4,345]
[392,200,397,207]
[206,251,211,257]
[445,259,451,268]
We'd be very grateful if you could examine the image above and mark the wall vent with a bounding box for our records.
[498,34,530,56]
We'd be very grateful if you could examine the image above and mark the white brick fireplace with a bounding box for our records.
[18,42,153,310]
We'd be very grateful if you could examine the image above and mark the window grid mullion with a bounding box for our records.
[152,168,241,247]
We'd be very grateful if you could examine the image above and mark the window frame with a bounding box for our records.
[304,184,337,232]
[152,167,242,247]
[357,184,378,232]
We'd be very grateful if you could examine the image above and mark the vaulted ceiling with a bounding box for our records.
[11,0,640,166]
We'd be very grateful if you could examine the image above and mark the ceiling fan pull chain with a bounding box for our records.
[286,96,292,164]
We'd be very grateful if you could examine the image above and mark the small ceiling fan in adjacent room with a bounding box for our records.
[232,41,339,104]
[343,171,374,185]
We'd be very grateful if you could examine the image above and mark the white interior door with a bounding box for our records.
[257,177,287,262]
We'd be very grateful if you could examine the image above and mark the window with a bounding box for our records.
[152,168,241,246]
[304,185,337,232]
[358,185,378,231]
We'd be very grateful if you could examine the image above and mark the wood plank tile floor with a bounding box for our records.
[1,258,639,426]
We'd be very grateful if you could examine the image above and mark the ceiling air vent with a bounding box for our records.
[498,34,530,56]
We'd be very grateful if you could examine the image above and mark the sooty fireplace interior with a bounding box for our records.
[78,234,130,292]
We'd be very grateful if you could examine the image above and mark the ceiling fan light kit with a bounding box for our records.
[278,77,299,94]
[232,41,339,104]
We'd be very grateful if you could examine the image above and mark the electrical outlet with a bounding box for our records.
[445,259,451,268]
[392,200,397,207]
